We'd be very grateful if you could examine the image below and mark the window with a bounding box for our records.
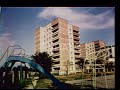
[71,57,73,60]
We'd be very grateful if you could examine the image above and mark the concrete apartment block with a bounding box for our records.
[80,40,106,63]
[34,18,80,75]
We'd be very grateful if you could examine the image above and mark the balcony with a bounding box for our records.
[52,31,59,37]
[52,41,59,46]
[52,26,59,32]
[53,52,60,57]
[75,55,80,58]
[73,29,79,32]
[74,43,80,46]
[74,37,80,41]
[52,47,60,52]
[73,34,79,37]
[75,60,80,64]
[73,32,80,36]
[52,35,59,41]
[53,58,60,62]
[52,38,59,43]
[53,42,59,47]
[53,64,60,67]
[74,50,80,54]
[74,41,80,45]
[74,48,80,51]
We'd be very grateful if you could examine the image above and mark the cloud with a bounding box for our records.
[37,7,114,30]
[0,32,16,53]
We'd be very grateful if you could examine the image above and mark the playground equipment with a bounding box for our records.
[0,45,67,89]
[81,47,113,89]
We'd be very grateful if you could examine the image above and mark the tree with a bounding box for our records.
[78,57,84,69]
[105,61,114,72]
[96,59,103,64]
[31,52,53,79]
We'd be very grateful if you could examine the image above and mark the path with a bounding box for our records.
[65,74,115,89]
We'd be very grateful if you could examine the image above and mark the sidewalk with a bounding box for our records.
[65,75,115,89]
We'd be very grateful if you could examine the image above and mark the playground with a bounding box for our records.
[0,45,115,89]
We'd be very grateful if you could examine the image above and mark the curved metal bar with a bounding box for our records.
[10,48,22,56]
[10,48,25,56]
[7,45,22,57]
[7,56,67,89]
[0,45,22,61]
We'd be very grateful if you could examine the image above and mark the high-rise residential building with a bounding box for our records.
[34,18,80,75]
[80,40,106,63]
[105,45,115,58]
[102,45,115,63]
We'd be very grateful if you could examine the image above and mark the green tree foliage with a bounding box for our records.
[105,61,114,72]
[78,58,84,69]
[31,52,53,73]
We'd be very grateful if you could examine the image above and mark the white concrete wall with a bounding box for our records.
[68,24,76,73]
[112,46,115,57]
[85,42,95,63]
[40,27,45,53]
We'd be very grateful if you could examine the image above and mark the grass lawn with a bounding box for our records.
[26,72,114,89]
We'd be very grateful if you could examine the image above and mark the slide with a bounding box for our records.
[7,56,67,89]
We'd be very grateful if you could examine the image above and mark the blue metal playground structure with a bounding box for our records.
[0,45,67,89]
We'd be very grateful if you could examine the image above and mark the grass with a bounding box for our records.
[35,79,52,89]
[21,78,32,88]
[23,71,114,89]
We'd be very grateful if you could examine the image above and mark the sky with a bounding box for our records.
[0,7,115,57]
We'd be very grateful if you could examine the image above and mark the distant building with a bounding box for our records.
[80,40,106,63]
[106,45,115,63]
[34,18,80,75]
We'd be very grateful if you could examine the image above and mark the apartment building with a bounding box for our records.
[80,40,106,63]
[105,45,115,58]
[34,18,80,75]
[103,45,115,63]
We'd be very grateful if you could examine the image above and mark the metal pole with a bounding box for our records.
[104,46,108,89]
[81,59,85,87]
[20,62,22,88]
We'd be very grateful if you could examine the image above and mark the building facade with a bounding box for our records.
[34,18,80,75]
[105,45,115,63]
[80,40,106,63]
